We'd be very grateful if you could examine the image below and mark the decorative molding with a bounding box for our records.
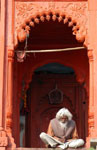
[6,136,16,149]
[88,111,94,136]
[88,112,94,127]
[87,49,94,62]
[8,50,14,61]
[0,137,8,147]
[15,1,88,46]
[0,131,8,147]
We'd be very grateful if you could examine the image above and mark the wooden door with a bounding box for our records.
[25,73,86,147]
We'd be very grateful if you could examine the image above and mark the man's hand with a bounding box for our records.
[59,138,66,143]
[54,136,66,143]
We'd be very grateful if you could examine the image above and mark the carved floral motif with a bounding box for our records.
[0,131,8,147]
[0,137,8,147]
[15,1,88,46]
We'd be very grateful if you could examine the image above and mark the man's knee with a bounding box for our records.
[40,132,47,139]
[69,139,84,148]
[76,139,84,146]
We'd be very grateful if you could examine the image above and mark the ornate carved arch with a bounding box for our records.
[15,1,88,46]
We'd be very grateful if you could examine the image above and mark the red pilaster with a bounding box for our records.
[86,0,97,146]
[0,0,8,149]
[0,0,6,131]
[5,0,16,149]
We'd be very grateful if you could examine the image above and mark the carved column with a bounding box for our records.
[6,49,16,149]
[6,50,14,134]
[86,49,95,146]
[5,0,16,148]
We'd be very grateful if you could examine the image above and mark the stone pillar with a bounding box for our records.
[0,0,8,149]
[87,0,97,147]
[6,50,14,134]
[5,0,16,148]
[6,49,16,149]
[86,49,95,147]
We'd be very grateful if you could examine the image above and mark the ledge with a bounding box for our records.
[14,148,86,150]
[15,0,87,2]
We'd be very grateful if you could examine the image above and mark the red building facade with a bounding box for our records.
[0,0,97,149]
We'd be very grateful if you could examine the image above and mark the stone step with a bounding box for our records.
[14,148,86,150]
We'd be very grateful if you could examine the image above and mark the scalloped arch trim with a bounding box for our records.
[15,2,88,46]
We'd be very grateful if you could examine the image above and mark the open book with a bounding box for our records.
[46,134,71,149]
[47,134,64,145]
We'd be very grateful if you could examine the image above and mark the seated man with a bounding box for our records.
[40,108,84,149]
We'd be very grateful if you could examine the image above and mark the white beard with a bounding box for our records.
[59,121,68,131]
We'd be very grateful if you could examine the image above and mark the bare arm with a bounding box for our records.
[47,122,54,137]
[72,126,79,139]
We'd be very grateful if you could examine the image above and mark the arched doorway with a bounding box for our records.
[14,15,89,147]
[25,63,87,147]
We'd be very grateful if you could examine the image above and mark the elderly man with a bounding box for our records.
[40,108,84,149]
